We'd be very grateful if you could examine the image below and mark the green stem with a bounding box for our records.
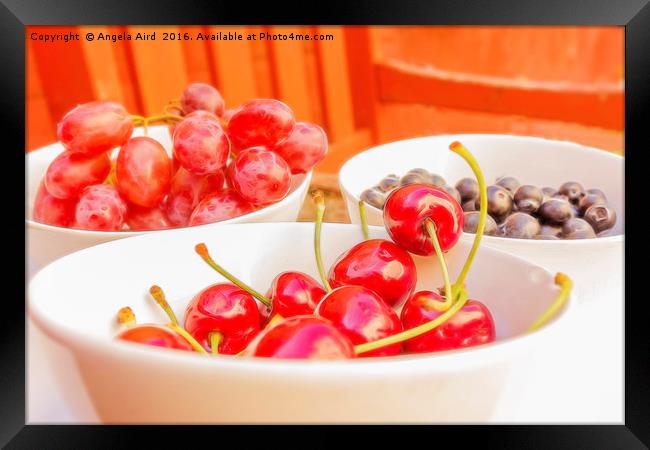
[355,288,469,355]
[449,141,487,291]
[312,191,332,291]
[424,219,453,312]
[209,331,223,355]
[149,285,179,326]
[194,243,272,307]
[527,273,573,332]
[117,306,136,328]
[166,323,208,354]
[358,200,370,240]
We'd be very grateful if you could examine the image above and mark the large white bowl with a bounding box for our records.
[29,223,573,423]
[339,134,623,301]
[26,126,312,275]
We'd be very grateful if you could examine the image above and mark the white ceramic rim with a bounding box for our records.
[339,133,624,247]
[28,224,576,375]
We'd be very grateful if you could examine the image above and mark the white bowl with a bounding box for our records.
[339,134,623,302]
[29,223,574,423]
[26,126,312,275]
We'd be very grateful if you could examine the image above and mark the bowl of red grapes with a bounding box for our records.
[29,141,573,422]
[27,83,327,272]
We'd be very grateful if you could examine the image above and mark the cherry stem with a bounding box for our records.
[527,273,573,332]
[166,323,208,354]
[424,219,454,312]
[149,285,179,326]
[117,306,136,328]
[209,331,223,355]
[194,243,272,307]
[358,200,370,240]
[267,314,284,328]
[312,191,332,292]
[449,141,487,291]
[355,288,470,355]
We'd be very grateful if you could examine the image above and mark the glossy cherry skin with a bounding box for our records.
[400,290,496,354]
[384,184,464,256]
[227,99,295,152]
[74,184,127,231]
[44,150,111,199]
[266,271,327,319]
[188,188,254,226]
[180,83,225,116]
[184,283,261,354]
[32,182,77,227]
[315,286,403,357]
[57,101,134,156]
[328,239,417,307]
[228,147,291,205]
[273,122,328,174]
[173,116,230,176]
[164,167,225,227]
[116,136,172,208]
[125,203,172,231]
[117,325,193,351]
[249,315,355,360]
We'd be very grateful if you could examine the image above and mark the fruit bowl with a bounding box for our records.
[26,126,312,275]
[28,222,573,423]
[339,134,623,301]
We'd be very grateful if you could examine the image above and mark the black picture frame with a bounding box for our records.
[4,0,648,447]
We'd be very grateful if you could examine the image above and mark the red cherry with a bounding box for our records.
[74,184,127,231]
[384,184,464,256]
[117,324,194,351]
[400,290,495,354]
[165,167,225,227]
[180,83,225,117]
[328,239,417,307]
[188,188,254,226]
[184,283,261,354]
[273,122,328,174]
[44,150,111,199]
[266,272,326,318]
[57,101,134,156]
[315,286,403,357]
[32,182,77,227]
[125,203,172,231]
[227,99,295,152]
[249,315,355,360]
[116,136,172,208]
[228,147,291,205]
[172,116,230,176]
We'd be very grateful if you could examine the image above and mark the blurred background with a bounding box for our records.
[27,26,624,220]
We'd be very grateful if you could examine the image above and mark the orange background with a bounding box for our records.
[27,26,624,174]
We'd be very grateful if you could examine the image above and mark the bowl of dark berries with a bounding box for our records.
[29,162,574,422]
[340,135,623,299]
[27,83,328,274]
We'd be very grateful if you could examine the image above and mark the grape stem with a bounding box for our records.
[194,243,272,307]
[424,219,454,312]
[312,191,332,292]
[449,141,488,292]
[358,200,370,240]
[527,273,573,332]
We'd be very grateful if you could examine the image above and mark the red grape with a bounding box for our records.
[44,150,111,199]
[75,184,127,231]
[57,101,134,156]
[180,83,225,117]
[173,116,230,176]
[228,147,291,204]
[32,182,77,227]
[116,137,172,208]
[164,167,225,226]
[227,99,295,151]
[125,203,172,231]
[188,188,254,226]
[273,122,328,174]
